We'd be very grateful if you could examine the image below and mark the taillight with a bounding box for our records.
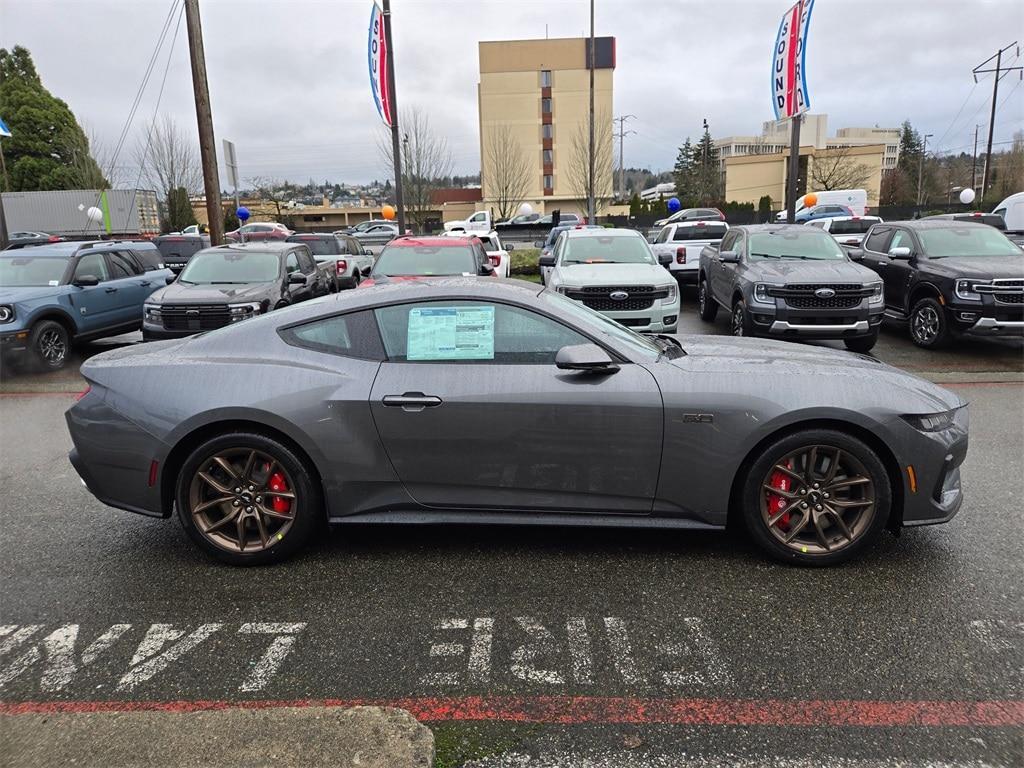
[676,248,687,264]
[489,255,501,266]
[335,259,348,276]
[75,386,91,401]
[48,235,61,242]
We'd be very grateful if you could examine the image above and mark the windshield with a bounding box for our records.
[562,234,656,265]
[541,290,660,361]
[749,230,846,261]
[289,238,338,256]
[0,255,69,287]
[919,226,1021,258]
[673,224,727,241]
[829,219,879,235]
[178,250,281,283]
[373,245,476,276]
[156,238,207,258]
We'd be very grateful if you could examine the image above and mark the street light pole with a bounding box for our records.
[382,0,406,234]
[916,133,933,206]
[587,0,595,224]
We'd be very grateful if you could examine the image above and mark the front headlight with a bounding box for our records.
[868,282,883,305]
[902,408,959,432]
[0,305,14,323]
[143,303,161,322]
[660,283,677,304]
[228,302,262,322]
[954,279,982,301]
[753,283,773,304]
[555,285,572,295]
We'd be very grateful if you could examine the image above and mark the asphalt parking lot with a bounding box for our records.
[1,291,1022,766]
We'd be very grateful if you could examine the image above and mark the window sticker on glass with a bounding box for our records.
[407,306,495,361]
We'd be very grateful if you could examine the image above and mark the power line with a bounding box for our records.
[973,41,1022,196]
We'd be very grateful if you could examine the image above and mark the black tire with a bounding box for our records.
[843,330,878,353]
[697,277,718,321]
[175,432,321,565]
[28,320,70,371]
[273,300,290,311]
[741,429,890,566]
[908,297,951,349]
[731,298,753,337]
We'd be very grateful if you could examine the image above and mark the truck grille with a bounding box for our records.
[973,279,1024,305]
[564,285,669,313]
[770,283,870,310]
[158,304,231,332]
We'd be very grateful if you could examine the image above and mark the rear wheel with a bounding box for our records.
[698,277,718,321]
[909,297,950,348]
[175,432,320,565]
[741,429,890,566]
[29,320,70,371]
[843,329,878,353]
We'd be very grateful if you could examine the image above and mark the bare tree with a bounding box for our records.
[246,176,293,221]
[484,124,531,221]
[134,115,202,198]
[566,110,614,216]
[378,107,454,230]
[810,145,872,191]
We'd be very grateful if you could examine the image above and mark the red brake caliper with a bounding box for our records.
[767,462,792,529]
[268,471,291,515]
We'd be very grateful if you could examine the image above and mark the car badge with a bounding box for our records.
[610,291,629,301]
[815,288,836,299]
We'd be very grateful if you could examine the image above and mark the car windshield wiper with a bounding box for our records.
[751,252,782,259]
[176,279,194,284]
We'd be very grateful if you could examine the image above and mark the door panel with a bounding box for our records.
[884,230,915,310]
[105,251,147,325]
[68,252,115,332]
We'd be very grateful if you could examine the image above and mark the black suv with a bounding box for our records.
[697,224,884,352]
[856,220,1024,348]
[141,242,329,340]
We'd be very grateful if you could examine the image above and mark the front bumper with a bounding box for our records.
[749,298,883,339]
[0,328,31,358]
[592,300,681,333]
[963,316,1024,337]
[895,405,969,527]
[142,321,199,341]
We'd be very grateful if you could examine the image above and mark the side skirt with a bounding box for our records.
[328,509,724,531]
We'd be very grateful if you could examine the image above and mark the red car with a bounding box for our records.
[225,223,292,242]
[360,235,496,287]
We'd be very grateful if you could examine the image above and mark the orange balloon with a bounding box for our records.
[381,205,396,220]
[803,193,818,207]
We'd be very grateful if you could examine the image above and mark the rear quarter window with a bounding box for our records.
[278,310,384,360]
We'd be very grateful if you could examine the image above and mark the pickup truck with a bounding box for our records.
[649,221,728,285]
[697,224,884,352]
[441,229,512,278]
[0,241,172,370]
[443,210,492,233]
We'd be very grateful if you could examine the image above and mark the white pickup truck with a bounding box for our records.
[440,229,512,278]
[443,210,492,233]
[649,220,729,285]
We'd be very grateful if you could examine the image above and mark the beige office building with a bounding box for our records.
[478,37,615,218]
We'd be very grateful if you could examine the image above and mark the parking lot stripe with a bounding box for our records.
[1,696,1021,726]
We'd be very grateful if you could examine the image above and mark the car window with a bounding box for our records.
[285,252,301,274]
[863,227,892,253]
[373,244,477,276]
[655,228,669,244]
[719,232,737,251]
[346,238,364,256]
[561,234,655,265]
[279,310,384,360]
[674,224,727,241]
[74,252,110,282]
[374,300,589,364]
[107,250,141,278]
[296,249,317,274]
[888,230,912,252]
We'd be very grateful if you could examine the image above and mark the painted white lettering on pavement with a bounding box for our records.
[566,617,593,685]
[659,617,732,687]
[511,618,564,684]
[0,624,131,691]
[603,617,642,685]
[237,623,307,692]
[117,624,223,692]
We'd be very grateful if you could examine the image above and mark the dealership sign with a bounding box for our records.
[771,0,814,120]
[367,3,392,128]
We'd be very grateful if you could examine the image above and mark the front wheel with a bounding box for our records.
[29,320,70,371]
[909,297,950,349]
[698,277,718,321]
[741,429,890,566]
[731,299,753,337]
[175,432,320,565]
[843,330,878,353]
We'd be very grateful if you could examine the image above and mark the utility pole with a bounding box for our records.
[973,42,1022,202]
[382,0,406,234]
[587,0,595,224]
[971,124,980,193]
[0,140,8,249]
[785,114,802,223]
[916,133,933,206]
[184,0,224,245]
[614,115,636,200]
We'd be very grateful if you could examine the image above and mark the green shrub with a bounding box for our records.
[510,247,539,275]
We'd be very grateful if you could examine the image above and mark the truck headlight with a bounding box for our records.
[660,283,677,305]
[228,302,262,322]
[868,282,883,305]
[143,303,161,323]
[954,279,981,301]
[0,305,14,323]
[555,286,571,295]
[753,283,773,305]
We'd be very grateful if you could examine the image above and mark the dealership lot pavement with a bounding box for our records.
[0,298,1021,766]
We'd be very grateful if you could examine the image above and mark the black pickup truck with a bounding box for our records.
[855,219,1024,348]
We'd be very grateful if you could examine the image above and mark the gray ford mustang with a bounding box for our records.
[66,278,968,566]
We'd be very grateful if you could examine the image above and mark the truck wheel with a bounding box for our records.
[29,320,70,371]
[698,277,718,321]
[731,299,753,337]
[908,297,950,349]
[843,330,878,353]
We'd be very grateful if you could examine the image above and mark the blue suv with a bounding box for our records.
[0,241,172,370]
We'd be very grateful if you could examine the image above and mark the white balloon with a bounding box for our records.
[86,206,104,223]
[518,202,533,215]
[959,188,976,205]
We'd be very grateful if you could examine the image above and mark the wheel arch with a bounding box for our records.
[28,309,77,339]
[907,281,944,313]
[726,417,904,532]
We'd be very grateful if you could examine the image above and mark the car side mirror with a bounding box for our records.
[165,274,176,284]
[479,262,495,276]
[555,343,618,373]
[533,240,545,248]
[288,272,307,285]
[656,252,672,267]
[505,243,514,251]
[361,266,373,276]
[889,246,912,260]
[538,254,555,267]
[720,250,740,264]
[73,275,99,287]
[847,248,864,261]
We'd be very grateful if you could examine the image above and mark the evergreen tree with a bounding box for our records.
[628,193,642,216]
[896,120,923,177]
[0,46,106,191]
[165,187,196,233]
[691,125,722,205]
[672,138,694,202]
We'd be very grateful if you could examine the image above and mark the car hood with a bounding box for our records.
[147,282,275,304]
[748,259,879,284]
[923,254,1024,280]
[668,335,963,412]
[0,285,63,304]
[557,263,674,286]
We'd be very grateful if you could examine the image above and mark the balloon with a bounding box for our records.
[236,206,250,222]
[803,193,818,207]
[518,202,533,215]
[667,197,681,213]
[959,188,976,205]
[381,205,396,220]
[86,206,104,223]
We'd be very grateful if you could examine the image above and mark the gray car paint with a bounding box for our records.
[66,278,968,533]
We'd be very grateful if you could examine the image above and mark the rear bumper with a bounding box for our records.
[669,267,699,285]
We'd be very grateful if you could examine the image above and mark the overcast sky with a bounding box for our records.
[2,0,1023,186]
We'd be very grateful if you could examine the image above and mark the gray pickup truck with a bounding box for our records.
[697,224,884,352]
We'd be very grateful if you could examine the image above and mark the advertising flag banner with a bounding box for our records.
[771,0,815,120]
[0,116,12,137]
[368,3,392,128]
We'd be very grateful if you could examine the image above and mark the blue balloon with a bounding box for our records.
[667,197,681,213]
[236,206,250,222]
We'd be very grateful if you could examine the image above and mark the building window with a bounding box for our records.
[540,70,551,87]
[543,175,553,190]
[542,124,553,140]
[543,149,553,164]
[541,98,552,114]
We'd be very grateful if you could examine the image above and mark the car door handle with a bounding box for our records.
[139,280,151,287]
[105,287,118,293]
[382,393,443,411]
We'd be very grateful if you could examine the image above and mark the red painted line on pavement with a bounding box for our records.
[0,391,79,397]
[1,696,1021,727]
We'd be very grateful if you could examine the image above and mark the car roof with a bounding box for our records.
[817,215,882,224]
[731,224,817,234]
[892,219,995,230]
[204,242,296,253]
[386,236,479,248]
[672,220,729,228]
[287,232,337,239]
[563,227,641,239]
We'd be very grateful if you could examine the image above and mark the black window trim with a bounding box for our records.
[277,308,386,361]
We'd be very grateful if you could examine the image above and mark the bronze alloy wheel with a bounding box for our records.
[759,444,876,555]
[187,448,298,554]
